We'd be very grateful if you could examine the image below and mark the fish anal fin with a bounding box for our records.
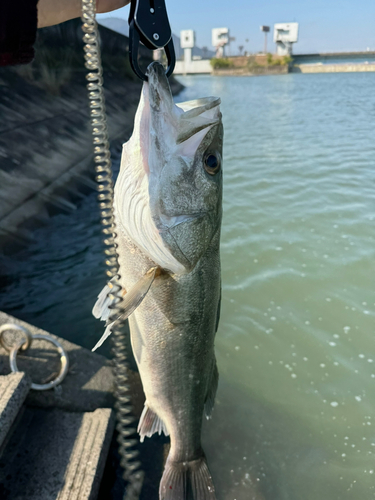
[138,403,169,442]
[204,360,219,420]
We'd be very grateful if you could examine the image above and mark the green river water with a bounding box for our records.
[1,72,374,499]
[176,73,375,500]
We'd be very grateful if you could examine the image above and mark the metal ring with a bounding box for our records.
[0,323,33,352]
[9,334,69,391]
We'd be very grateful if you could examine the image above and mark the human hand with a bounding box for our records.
[38,0,130,29]
[96,0,130,14]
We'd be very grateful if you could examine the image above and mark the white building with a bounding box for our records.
[212,28,229,58]
[174,29,212,74]
[274,23,299,56]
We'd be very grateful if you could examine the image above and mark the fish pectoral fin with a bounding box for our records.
[204,359,219,420]
[138,403,169,442]
[92,266,158,352]
[118,266,158,320]
[92,277,128,322]
[92,279,115,321]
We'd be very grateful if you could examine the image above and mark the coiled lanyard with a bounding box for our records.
[81,1,175,498]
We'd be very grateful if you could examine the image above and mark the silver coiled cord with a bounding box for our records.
[81,1,144,498]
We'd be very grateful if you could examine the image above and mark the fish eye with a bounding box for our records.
[204,153,221,175]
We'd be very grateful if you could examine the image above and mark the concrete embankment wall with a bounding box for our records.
[175,59,211,75]
[0,20,183,250]
[292,63,375,73]
[174,54,288,75]
[229,54,287,67]
[213,66,288,77]
[0,70,142,246]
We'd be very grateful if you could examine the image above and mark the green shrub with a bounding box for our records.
[247,61,261,71]
[265,53,293,67]
[282,55,293,65]
[210,58,232,69]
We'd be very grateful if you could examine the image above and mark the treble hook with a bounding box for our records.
[128,0,176,81]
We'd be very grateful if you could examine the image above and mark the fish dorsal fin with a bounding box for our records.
[92,267,158,351]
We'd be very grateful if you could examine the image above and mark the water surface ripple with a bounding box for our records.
[1,73,375,500]
[177,73,375,500]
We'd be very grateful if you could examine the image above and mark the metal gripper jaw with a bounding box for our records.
[129,0,176,81]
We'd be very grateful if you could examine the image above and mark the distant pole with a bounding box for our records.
[260,25,270,54]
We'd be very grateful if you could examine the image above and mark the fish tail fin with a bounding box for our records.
[159,455,216,500]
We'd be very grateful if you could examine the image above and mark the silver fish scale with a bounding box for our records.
[117,228,221,463]
[94,61,223,500]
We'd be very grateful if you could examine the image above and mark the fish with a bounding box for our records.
[93,61,223,500]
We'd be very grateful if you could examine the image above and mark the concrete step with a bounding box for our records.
[0,372,31,449]
[0,407,114,500]
[0,311,121,414]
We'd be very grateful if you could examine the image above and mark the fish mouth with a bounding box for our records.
[158,212,206,230]
[146,61,171,103]
[146,62,221,146]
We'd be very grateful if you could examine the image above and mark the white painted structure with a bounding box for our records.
[174,29,212,75]
[179,30,195,72]
[212,28,229,58]
[180,30,195,49]
[174,59,212,75]
[274,23,299,56]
